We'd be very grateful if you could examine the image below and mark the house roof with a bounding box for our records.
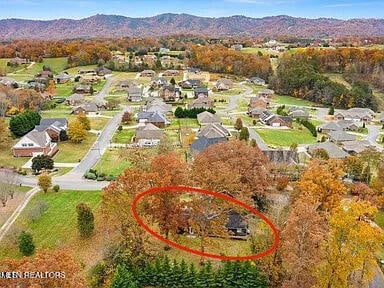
[194,87,208,94]
[320,122,342,131]
[54,72,71,80]
[34,118,67,133]
[290,109,308,117]
[25,131,50,147]
[341,140,372,154]
[197,123,229,139]
[151,77,167,83]
[188,97,214,108]
[141,70,155,74]
[67,93,85,102]
[249,77,265,83]
[258,89,274,95]
[308,141,348,159]
[128,86,142,95]
[197,111,221,125]
[250,96,269,104]
[135,123,164,140]
[336,119,359,130]
[138,111,170,124]
[75,102,98,112]
[328,130,356,142]
[225,211,248,230]
[217,78,233,86]
[190,136,227,153]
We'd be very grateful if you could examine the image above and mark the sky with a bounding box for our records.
[0,0,383,20]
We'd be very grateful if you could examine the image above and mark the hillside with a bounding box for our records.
[1,14,384,40]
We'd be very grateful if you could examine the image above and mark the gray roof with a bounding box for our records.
[217,78,233,86]
[308,142,348,159]
[138,111,170,124]
[320,122,342,131]
[54,72,71,80]
[35,118,67,132]
[135,123,164,140]
[197,111,221,125]
[195,87,208,94]
[75,102,98,112]
[197,123,229,139]
[336,119,359,130]
[128,86,142,96]
[26,131,50,147]
[341,140,372,154]
[328,130,356,142]
[190,136,227,153]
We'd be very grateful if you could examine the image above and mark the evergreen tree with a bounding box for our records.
[76,202,94,238]
[17,231,35,256]
[239,127,250,141]
[110,265,138,288]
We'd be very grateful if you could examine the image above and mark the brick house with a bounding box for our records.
[12,131,58,157]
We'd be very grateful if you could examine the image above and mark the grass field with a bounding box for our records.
[272,95,316,107]
[64,65,97,75]
[168,118,199,129]
[89,117,110,131]
[0,190,102,259]
[0,58,27,74]
[53,132,97,163]
[55,81,74,97]
[112,129,135,143]
[93,148,132,176]
[0,139,30,168]
[256,126,317,147]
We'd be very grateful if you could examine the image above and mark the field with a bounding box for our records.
[168,118,199,129]
[0,139,31,168]
[112,129,135,143]
[0,190,102,260]
[272,95,316,107]
[89,117,110,131]
[255,126,317,147]
[64,64,97,75]
[53,132,98,163]
[93,148,132,176]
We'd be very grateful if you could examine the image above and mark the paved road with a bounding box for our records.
[93,76,114,103]
[366,125,384,151]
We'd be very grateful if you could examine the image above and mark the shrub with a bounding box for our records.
[96,176,105,181]
[17,231,35,256]
[76,203,94,238]
[105,175,117,181]
[52,185,60,192]
[84,172,97,180]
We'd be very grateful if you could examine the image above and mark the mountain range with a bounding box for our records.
[1,14,384,40]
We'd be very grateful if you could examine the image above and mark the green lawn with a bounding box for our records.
[64,64,97,75]
[93,148,132,176]
[0,58,27,74]
[16,190,101,249]
[168,118,199,129]
[272,95,316,107]
[89,117,110,130]
[55,81,74,97]
[42,57,68,73]
[255,127,317,147]
[53,132,97,163]
[0,139,30,168]
[112,129,135,143]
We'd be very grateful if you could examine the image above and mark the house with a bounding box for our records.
[288,107,309,120]
[258,89,275,98]
[308,141,348,159]
[140,70,156,77]
[145,98,173,114]
[72,103,99,115]
[0,77,17,87]
[159,85,181,101]
[341,140,372,155]
[127,86,143,102]
[226,211,250,237]
[116,80,136,90]
[190,136,227,156]
[260,111,292,127]
[137,111,170,128]
[178,79,202,89]
[80,75,100,83]
[248,77,265,86]
[73,84,91,94]
[66,94,85,106]
[12,131,58,157]
[334,108,375,123]
[230,44,243,51]
[328,131,356,143]
[248,96,269,109]
[34,118,68,142]
[318,122,342,133]
[151,77,168,88]
[194,87,209,98]
[197,111,221,126]
[36,70,53,78]
[188,68,200,74]
[95,67,112,76]
[188,97,214,109]
[135,123,164,147]
[248,107,267,119]
[8,57,28,66]
[54,72,71,84]
[336,120,360,131]
[78,69,96,75]
[163,70,180,76]
[214,78,233,91]
[197,123,230,139]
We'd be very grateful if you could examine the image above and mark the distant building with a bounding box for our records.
[127,86,143,102]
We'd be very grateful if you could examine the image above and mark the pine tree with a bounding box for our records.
[110,265,138,288]
[17,231,35,256]
[76,202,94,238]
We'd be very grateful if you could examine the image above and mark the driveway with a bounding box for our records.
[366,125,383,151]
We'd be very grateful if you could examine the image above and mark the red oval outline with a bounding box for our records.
[132,186,279,261]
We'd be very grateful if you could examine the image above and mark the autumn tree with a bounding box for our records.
[77,112,91,130]
[38,173,52,193]
[121,111,133,124]
[68,118,87,143]
[296,158,346,213]
[192,140,272,210]
[239,127,250,141]
[0,249,86,287]
[316,201,384,288]
[234,117,243,131]
[281,200,327,288]
[343,155,364,181]
[17,231,35,256]
[0,117,10,149]
[76,202,95,238]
